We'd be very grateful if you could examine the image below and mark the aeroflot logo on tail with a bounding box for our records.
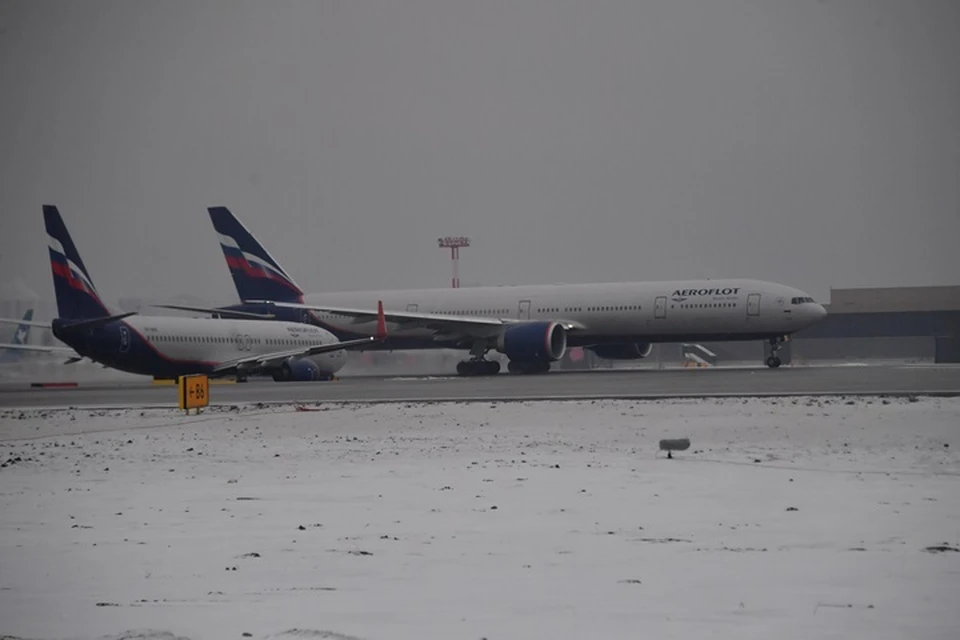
[671,287,740,302]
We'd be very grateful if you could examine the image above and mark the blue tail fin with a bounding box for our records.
[11,309,33,345]
[44,205,111,320]
[207,206,304,303]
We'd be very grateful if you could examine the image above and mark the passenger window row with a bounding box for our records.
[430,309,509,316]
[149,335,313,346]
[585,305,641,312]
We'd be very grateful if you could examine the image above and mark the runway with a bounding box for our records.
[1,364,958,409]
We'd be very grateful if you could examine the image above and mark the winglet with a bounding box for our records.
[375,300,387,339]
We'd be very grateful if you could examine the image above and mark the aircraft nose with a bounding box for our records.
[812,303,827,321]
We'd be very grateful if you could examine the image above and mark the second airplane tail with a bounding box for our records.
[44,205,111,320]
[0,309,35,363]
[11,309,34,345]
[207,206,304,304]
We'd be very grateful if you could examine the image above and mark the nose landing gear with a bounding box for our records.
[766,336,786,368]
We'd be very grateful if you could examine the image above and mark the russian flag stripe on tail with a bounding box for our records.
[43,205,111,320]
[207,206,304,303]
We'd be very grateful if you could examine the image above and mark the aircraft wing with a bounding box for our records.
[212,301,388,374]
[0,343,76,354]
[244,300,586,336]
[152,304,277,320]
[0,317,52,329]
[211,335,380,374]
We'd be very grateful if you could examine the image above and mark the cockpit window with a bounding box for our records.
[791,297,816,304]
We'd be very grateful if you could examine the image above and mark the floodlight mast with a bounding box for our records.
[437,236,470,288]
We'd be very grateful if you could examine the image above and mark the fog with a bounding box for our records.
[1,0,957,309]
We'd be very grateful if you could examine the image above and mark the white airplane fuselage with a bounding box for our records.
[58,315,347,379]
[296,278,826,348]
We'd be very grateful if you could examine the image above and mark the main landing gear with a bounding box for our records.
[456,359,501,376]
[456,342,501,376]
[455,359,552,375]
[455,343,553,376]
[766,336,786,368]
[507,361,551,374]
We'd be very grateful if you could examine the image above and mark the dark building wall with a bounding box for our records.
[792,336,935,361]
[935,338,960,364]
[827,286,960,314]
[795,310,960,340]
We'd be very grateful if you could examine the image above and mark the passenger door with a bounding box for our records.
[747,293,761,317]
[518,300,531,321]
[654,296,667,320]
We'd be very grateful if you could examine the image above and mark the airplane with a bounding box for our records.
[162,206,827,376]
[0,206,387,382]
[0,309,47,363]
[0,308,80,363]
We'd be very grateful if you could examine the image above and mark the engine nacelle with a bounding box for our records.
[496,321,567,362]
[273,357,324,381]
[589,342,654,360]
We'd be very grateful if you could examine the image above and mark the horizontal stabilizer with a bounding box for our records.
[57,312,137,333]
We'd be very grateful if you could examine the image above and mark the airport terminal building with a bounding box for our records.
[579,284,960,369]
[790,285,960,364]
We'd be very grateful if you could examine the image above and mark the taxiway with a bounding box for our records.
[1,364,958,409]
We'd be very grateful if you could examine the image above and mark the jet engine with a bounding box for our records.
[496,321,567,362]
[272,357,326,382]
[589,342,654,360]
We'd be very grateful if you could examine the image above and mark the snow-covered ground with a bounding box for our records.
[1,397,958,640]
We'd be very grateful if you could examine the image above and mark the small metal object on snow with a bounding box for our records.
[658,438,691,459]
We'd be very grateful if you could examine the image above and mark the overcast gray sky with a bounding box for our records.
[1,0,957,306]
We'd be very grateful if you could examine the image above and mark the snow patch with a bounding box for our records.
[1,397,958,640]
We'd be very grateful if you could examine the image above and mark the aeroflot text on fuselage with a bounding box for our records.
[671,287,741,300]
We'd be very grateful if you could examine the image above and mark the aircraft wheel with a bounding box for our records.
[507,361,551,374]
[458,360,501,376]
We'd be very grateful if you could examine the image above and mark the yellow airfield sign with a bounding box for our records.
[178,374,209,413]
